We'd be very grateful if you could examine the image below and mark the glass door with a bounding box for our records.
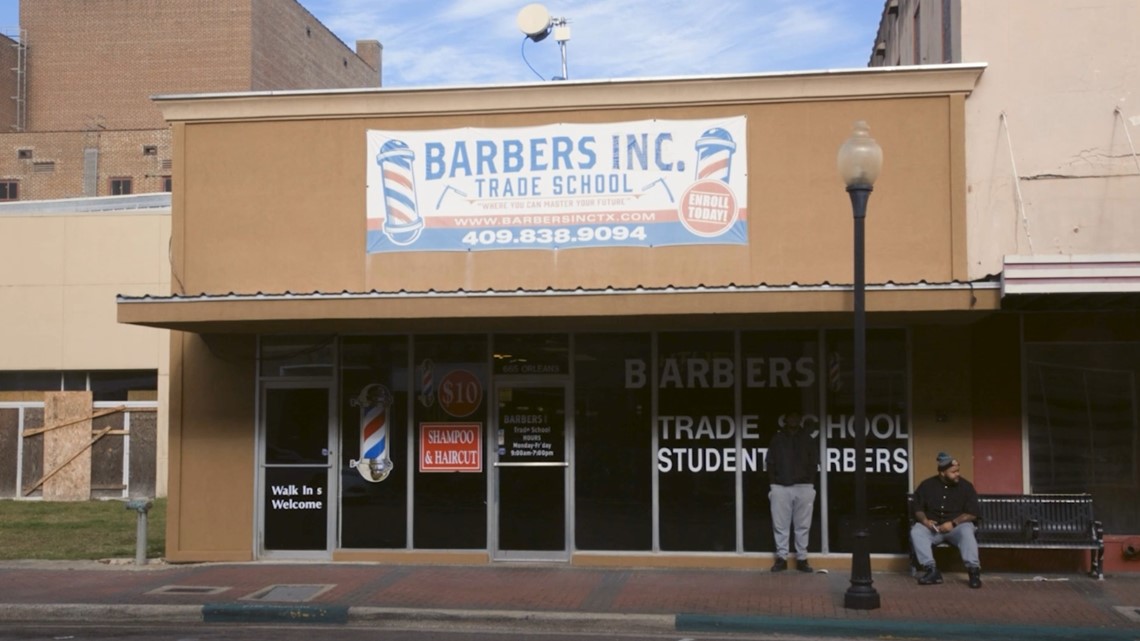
[492,383,570,561]
[259,384,335,559]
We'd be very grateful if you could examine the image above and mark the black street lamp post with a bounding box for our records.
[837,120,883,611]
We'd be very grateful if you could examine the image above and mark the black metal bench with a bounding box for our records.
[907,493,1104,579]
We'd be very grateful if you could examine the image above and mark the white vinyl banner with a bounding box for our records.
[365,117,748,253]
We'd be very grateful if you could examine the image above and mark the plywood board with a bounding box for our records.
[128,409,157,497]
[43,391,93,501]
[0,408,18,498]
[20,408,44,497]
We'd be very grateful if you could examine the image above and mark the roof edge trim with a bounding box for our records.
[119,280,1001,304]
[154,64,987,123]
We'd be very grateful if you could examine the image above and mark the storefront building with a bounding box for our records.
[116,64,1049,569]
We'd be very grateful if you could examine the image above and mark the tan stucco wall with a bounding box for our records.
[180,99,955,294]
[910,325,974,486]
[961,0,1140,277]
[165,332,257,562]
[162,71,975,300]
[0,210,170,369]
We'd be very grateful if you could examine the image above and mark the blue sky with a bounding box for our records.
[0,0,886,87]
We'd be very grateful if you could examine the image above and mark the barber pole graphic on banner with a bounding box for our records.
[349,383,395,483]
[374,140,425,246]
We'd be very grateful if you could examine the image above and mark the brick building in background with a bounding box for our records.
[0,0,381,501]
[0,0,381,201]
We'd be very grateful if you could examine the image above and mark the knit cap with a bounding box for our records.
[936,452,956,471]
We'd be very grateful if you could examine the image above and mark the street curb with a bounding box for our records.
[348,607,675,632]
[0,603,673,632]
[0,604,202,623]
[3,603,1134,639]
[677,613,1140,641]
[203,603,348,624]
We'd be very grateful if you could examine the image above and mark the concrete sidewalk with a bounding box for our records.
[0,560,1137,640]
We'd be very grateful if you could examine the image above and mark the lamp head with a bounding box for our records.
[837,120,883,188]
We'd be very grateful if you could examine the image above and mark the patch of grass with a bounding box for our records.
[0,498,165,560]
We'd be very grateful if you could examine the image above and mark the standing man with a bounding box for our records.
[765,411,819,572]
[911,452,983,588]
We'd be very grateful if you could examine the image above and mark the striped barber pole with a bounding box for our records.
[418,359,435,408]
[351,383,394,482]
[375,140,424,246]
[828,351,843,393]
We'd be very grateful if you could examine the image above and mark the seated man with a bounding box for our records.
[910,452,982,588]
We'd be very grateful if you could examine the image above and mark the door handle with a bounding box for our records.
[322,448,332,457]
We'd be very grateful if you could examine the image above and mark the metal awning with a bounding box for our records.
[117,280,1001,334]
[1001,254,1140,310]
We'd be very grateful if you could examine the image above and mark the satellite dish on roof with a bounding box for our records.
[517,3,553,42]
[515,3,571,80]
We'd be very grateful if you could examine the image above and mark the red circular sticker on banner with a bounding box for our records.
[678,179,739,238]
[438,369,482,418]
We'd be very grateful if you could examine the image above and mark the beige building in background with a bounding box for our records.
[872,0,1140,275]
[0,195,170,497]
[872,0,1140,574]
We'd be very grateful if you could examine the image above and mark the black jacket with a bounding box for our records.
[766,426,819,486]
[912,475,980,522]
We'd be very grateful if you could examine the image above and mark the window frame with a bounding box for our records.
[109,176,133,195]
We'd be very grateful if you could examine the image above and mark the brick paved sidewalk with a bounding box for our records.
[0,561,1137,638]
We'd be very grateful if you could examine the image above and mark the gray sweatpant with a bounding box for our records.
[769,483,815,560]
[910,521,980,569]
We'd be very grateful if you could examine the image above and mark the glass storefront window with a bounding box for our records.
[0,371,61,392]
[823,329,910,553]
[411,335,489,549]
[260,335,335,378]
[89,370,158,401]
[261,329,913,556]
[574,333,652,550]
[63,371,87,391]
[740,331,821,553]
[0,371,156,399]
[493,334,569,376]
[657,331,737,552]
[1026,342,1140,533]
[339,336,410,549]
